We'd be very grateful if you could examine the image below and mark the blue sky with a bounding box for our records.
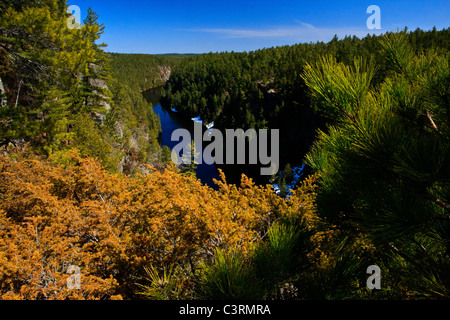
[70,0,449,54]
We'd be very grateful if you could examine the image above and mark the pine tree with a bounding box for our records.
[179,140,199,177]
[301,30,450,298]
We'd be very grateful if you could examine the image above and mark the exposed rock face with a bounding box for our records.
[140,65,172,92]
[0,77,7,107]
[88,72,111,111]
[158,65,172,83]
[89,77,107,89]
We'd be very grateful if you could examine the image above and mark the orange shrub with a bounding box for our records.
[0,151,317,299]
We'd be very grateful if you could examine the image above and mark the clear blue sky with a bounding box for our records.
[71,0,449,54]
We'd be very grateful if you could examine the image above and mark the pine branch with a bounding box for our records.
[388,243,425,272]
[426,110,439,131]
[0,43,51,74]
[412,239,438,268]
[333,98,356,124]
[424,192,450,212]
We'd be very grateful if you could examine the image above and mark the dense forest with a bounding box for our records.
[1,0,450,300]
[161,27,449,185]
[0,0,166,175]
[109,53,189,92]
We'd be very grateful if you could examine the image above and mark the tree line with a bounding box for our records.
[161,27,449,183]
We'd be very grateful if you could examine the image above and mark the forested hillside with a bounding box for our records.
[1,0,450,301]
[0,0,163,174]
[161,27,449,175]
[109,53,186,92]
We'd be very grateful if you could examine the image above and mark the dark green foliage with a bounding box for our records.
[302,30,450,298]
[137,264,186,300]
[197,249,263,300]
[161,145,172,165]
[71,113,118,172]
[107,80,162,173]
[0,1,164,173]
[298,252,363,300]
[161,28,449,167]
[194,27,450,301]
[252,220,312,296]
[108,53,184,92]
[197,218,313,300]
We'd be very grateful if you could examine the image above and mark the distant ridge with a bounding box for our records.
[107,52,199,57]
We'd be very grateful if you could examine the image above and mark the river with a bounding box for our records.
[143,87,307,192]
[143,87,221,188]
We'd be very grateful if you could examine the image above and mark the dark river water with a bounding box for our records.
[143,87,303,190]
[143,87,221,188]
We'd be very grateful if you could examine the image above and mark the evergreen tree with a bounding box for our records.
[179,140,199,177]
[302,30,450,298]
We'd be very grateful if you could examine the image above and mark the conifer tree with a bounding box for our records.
[302,30,450,298]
